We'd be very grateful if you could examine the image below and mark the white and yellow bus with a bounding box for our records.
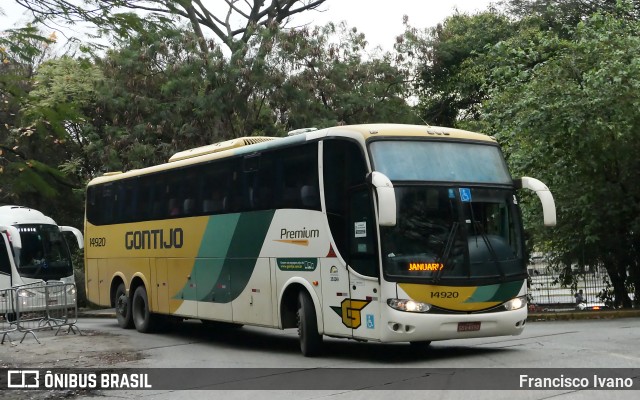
[84,124,556,356]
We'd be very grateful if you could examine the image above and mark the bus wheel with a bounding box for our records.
[297,291,322,357]
[132,286,157,333]
[115,283,133,329]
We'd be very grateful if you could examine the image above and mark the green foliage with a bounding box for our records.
[267,23,419,128]
[397,10,515,126]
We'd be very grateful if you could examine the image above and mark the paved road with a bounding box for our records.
[2,316,639,399]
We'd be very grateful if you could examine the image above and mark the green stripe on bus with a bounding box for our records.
[175,210,276,303]
[486,280,523,302]
[464,281,522,303]
[198,213,241,258]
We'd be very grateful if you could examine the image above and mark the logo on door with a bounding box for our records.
[330,298,371,329]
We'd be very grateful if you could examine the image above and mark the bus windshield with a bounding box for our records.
[18,224,73,280]
[369,140,512,184]
[380,186,525,281]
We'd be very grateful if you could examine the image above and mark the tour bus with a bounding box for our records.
[0,205,84,317]
[84,124,556,356]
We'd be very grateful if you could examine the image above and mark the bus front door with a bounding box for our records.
[347,187,381,341]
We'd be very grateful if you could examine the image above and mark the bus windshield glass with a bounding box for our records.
[380,186,524,281]
[18,224,73,280]
[369,140,512,184]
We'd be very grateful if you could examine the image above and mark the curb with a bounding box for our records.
[77,308,116,319]
[527,309,640,321]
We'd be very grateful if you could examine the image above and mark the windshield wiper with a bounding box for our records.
[433,221,459,283]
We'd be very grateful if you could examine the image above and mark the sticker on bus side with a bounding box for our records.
[276,258,317,272]
[354,221,366,238]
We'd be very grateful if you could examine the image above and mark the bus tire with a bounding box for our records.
[115,283,134,329]
[132,286,157,333]
[297,291,322,357]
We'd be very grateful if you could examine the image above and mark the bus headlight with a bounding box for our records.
[387,298,431,313]
[503,295,527,311]
[17,289,36,298]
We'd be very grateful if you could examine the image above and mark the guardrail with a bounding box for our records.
[1,281,82,344]
[1,287,18,344]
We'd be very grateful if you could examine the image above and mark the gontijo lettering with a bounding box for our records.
[125,228,183,250]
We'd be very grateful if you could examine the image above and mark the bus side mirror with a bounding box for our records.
[0,225,22,250]
[515,177,557,227]
[60,226,84,249]
[368,171,397,226]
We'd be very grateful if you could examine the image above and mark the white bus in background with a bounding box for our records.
[0,205,84,318]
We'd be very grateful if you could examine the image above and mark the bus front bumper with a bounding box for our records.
[379,306,527,343]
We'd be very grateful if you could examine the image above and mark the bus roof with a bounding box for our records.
[87,124,496,186]
[0,205,57,226]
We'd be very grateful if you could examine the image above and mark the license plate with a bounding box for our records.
[457,321,481,332]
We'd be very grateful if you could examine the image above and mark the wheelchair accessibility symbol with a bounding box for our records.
[366,314,375,329]
[459,188,472,202]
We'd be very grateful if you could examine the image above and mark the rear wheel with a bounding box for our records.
[132,286,158,333]
[114,283,133,329]
[297,291,322,357]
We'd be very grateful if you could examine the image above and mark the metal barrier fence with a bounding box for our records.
[1,281,82,344]
[1,287,17,344]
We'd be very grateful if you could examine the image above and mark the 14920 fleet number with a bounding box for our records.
[430,291,459,299]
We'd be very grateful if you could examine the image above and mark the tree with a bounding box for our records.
[13,1,327,53]
[19,20,416,176]
[0,26,83,224]
[397,10,515,127]
[504,0,640,32]
[267,22,419,128]
[483,11,640,307]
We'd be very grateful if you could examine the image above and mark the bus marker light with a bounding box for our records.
[312,281,319,286]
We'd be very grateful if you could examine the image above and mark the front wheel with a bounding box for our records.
[297,291,323,357]
[114,283,133,329]
[132,286,158,333]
